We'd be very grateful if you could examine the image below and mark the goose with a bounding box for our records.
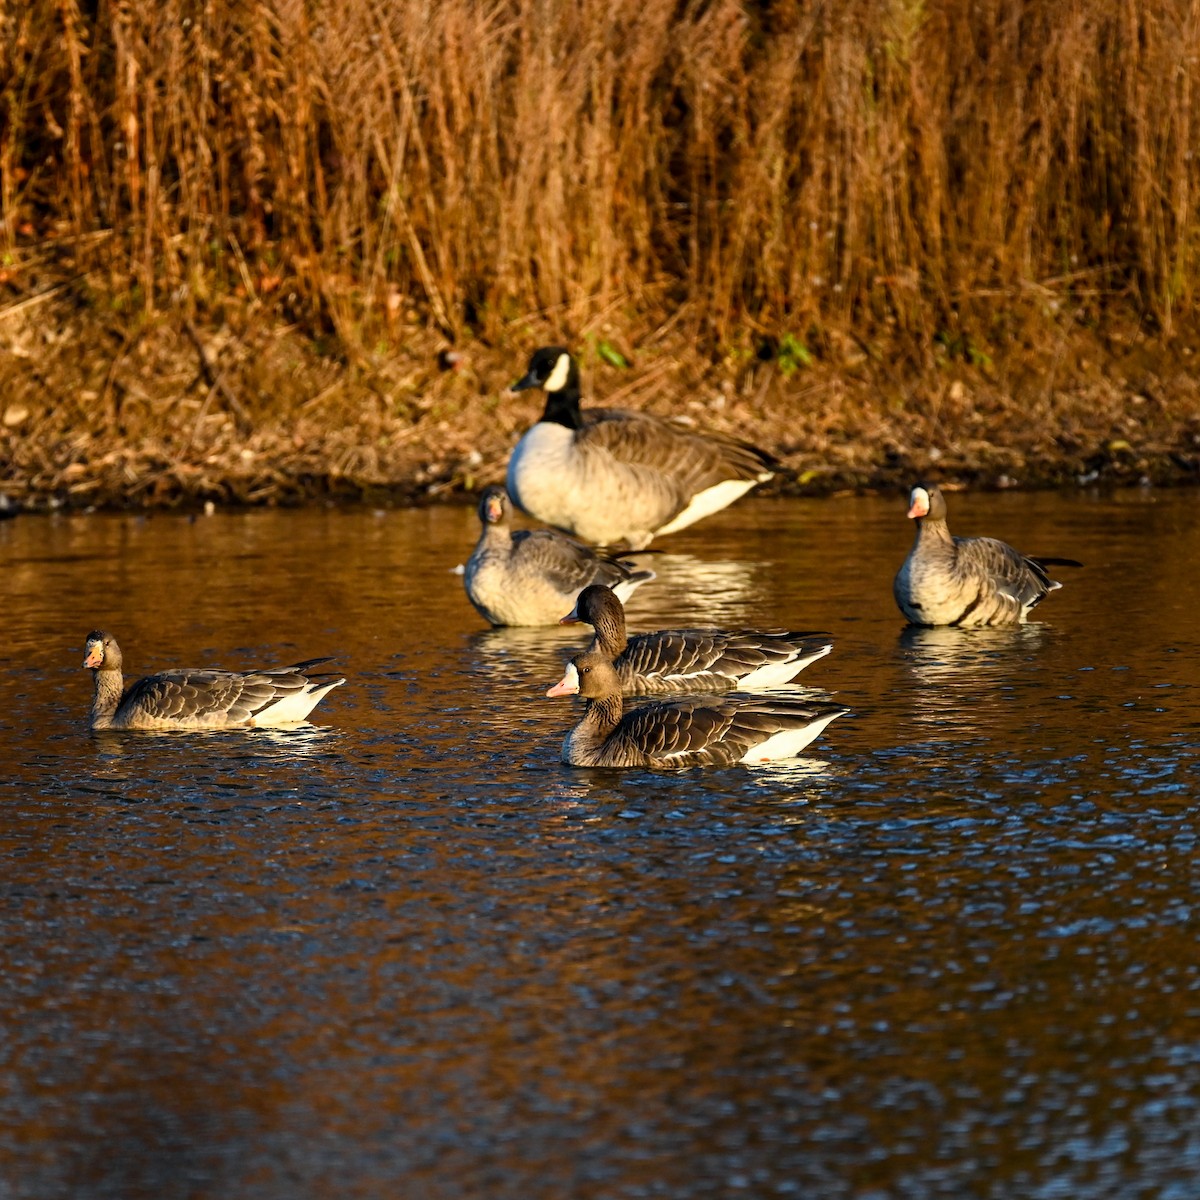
[893,483,1081,626]
[506,346,777,548]
[546,650,847,768]
[562,584,832,693]
[464,486,655,626]
[82,631,345,730]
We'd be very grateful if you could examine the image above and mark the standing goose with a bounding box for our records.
[82,631,345,730]
[562,584,832,693]
[464,486,655,626]
[506,346,777,548]
[546,650,847,768]
[893,483,1081,626]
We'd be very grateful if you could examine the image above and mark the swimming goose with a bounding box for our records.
[562,584,832,693]
[464,486,655,626]
[546,650,847,768]
[893,483,1081,626]
[506,346,777,548]
[82,631,345,730]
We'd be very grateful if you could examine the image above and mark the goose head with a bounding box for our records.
[477,484,511,527]
[83,630,122,672]
[511,347,582,428]
[546,650,621,700]
[907,483,948,522]
[560,583,625,639]
[511,346,577,396]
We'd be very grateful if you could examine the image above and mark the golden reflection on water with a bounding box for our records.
[625,552,765,624]
[897,622,1050,736]
[3,493,1200,1197]
[87,723,340,753]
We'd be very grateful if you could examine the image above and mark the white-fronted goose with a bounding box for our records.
[82,631,345,730]
[893,483,1081,627]
[546,650,847,768]
[563,584,832,693]
[464,486,655,626]
[506,347,776,548]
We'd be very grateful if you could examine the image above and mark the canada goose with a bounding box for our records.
[893,484,1081,626]
[563,584,831,693]
[82,631,344,730]
[464,486,654,626]
[546,650,847,768]
[506,346,776,548]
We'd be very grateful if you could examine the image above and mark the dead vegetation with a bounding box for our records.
[2,0,1200,508]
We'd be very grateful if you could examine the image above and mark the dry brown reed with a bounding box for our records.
[5,0,1200,356]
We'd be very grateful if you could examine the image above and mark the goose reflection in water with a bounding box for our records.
[627,553,764,626]
[539,755,839,804]
[898,623,1050,735]
[89,721,342,762]
[463,554,767,677]
[740,755,844,792]
[466,622,590,682]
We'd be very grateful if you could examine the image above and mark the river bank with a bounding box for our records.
[8,0,1200,514]
[1,292,1198,515]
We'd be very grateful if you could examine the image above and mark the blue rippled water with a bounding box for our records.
[0,488,1197,1198]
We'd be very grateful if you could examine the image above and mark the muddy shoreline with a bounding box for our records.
[2,301,1199,515]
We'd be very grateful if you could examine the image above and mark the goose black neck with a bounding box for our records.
[540,382,583,430]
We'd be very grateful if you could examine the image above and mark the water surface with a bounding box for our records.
[1,489,1198,1198]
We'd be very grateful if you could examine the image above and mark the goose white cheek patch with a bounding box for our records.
[907,487,930,519]
[543,353,572,393]
[546,661,580,697]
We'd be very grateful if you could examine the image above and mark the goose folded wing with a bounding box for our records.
[703,630,830,673]
[265,656,335,674]
[725,696,845,739]
[615,697,742,760]
[580,409,775,487]
[513,529,634,594]
[1027,555,1083,570]
[622,629,830,687]
[958,536,1056,602]
[120,669,261,723]
[620,630,731,681]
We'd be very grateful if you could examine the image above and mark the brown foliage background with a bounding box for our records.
[7,0,1200,346]
[2,0,1200,508]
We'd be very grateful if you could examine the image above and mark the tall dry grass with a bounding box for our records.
[5,0,1200,355]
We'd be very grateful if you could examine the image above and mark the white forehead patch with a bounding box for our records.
[543,352,572,393]
[909,486,930,515]
[563,661,580,690]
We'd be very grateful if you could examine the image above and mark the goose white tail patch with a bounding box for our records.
[252,678,345,727]
[656,479,762,536]
[737,644,832,690]
[740,709,844,763]
[611,575,654,606]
